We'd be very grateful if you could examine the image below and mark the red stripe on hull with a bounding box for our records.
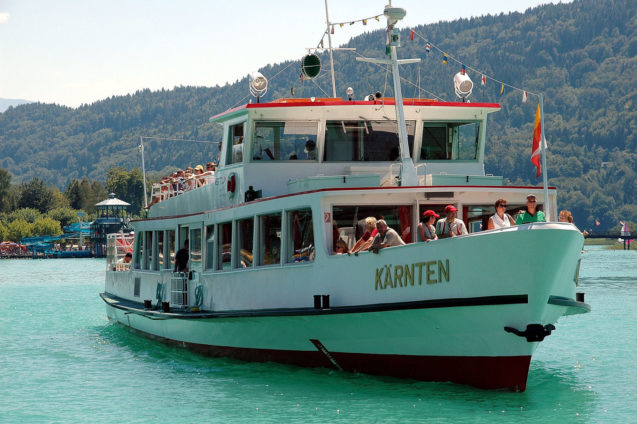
[182,339,530,391]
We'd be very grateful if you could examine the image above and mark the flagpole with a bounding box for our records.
[539,94,550,221]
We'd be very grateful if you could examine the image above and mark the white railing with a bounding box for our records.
[106,232,134,271]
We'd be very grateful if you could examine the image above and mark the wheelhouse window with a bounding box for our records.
[217,222,232,271]
[133,230,143,270]
[259,213,282,266]
[420,121,480,161]
[287,208,314,263]
[226,122,246,165]
[237,218,254,268]
[323,120,414,161]
[332,205,412,251]
[252,121,318,161]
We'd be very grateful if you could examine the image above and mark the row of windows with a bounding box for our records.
[226,120,480,165]
[133,208,314,272]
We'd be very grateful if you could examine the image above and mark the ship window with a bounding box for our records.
[420,122,480,161]
[252,121,318,161]
[189,227,202,273]
[217,222,232,271]
[259,213,282,266]
[236,218,254,268]
[157,231,164,270]
[133,231,143,270]
[165,230,175,270]
[323,120,414,161]
[287,208,314,263]
[205,225,215,270]
[226,122,246,165]
[332,205,413,252]
[144,231,153,270]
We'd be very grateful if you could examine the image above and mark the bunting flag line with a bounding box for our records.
[531,102,542,178]
[461,64,466,75]
[442,53,448,64]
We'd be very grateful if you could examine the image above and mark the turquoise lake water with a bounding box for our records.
[1,246,636,423]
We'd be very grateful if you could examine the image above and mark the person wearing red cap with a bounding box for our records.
[435,205,468,238]
[418,210,439,241]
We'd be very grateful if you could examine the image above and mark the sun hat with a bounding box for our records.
[195,165,204,171]
[526,193,537,200]
[444,205,458,213]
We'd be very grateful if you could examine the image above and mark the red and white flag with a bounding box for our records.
[531,103,542,178]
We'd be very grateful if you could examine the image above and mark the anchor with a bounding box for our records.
[504,323,556,342]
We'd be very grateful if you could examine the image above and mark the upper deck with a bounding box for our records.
[149,98,503,218]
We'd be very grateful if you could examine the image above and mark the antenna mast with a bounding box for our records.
[324,0,337,97]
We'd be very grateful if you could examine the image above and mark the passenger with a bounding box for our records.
[335,239,349,255]
[487,198,515,229]
[515,194,546,224]
[174,239,189,273]
[204,162,216,184]
[558,210,573,223]
[559,210,589,236]
[369,219,406,252]
[351,217,378,253]
[436,205,468,238]
[119,252,132,264]
[194,165,206,187]
[305,139,316,160]
[418,210,439,241]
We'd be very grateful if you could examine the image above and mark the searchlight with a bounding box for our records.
[453,72,473,101]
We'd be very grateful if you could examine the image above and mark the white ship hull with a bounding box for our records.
[103,223,588,390]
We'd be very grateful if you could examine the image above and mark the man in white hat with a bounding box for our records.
[516,194,546,224]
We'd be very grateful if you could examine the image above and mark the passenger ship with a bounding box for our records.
[101,5,589,391]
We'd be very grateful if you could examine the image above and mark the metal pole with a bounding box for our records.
[140,136,148,209]
[324,0,337,98]
[539,95,550,221]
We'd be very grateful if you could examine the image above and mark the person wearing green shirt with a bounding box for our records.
[516,194,546,224]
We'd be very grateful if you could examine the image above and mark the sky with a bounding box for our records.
[0,0,570,108]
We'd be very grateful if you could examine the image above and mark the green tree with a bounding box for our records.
[0,168,11,213]
[0,222,7,241]
[106,167,145,216]
[7,219,33,242]
[32,217,63,236]
[18,178,55,214]
[47,207,80,229]
[8,208,43,224]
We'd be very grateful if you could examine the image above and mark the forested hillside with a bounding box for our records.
[0,0,635,231]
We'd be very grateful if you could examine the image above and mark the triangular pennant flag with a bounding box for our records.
[363,19,367,25]
[339,23,344,28]
[410,29,414,40]
[425,43,430,53]
[522,91,528,103]
[500,83,504,94]
[442,53,448,64]
[481,74,486,85]
[461,64,466,75]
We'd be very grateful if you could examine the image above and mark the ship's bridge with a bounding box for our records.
[211,98,502,199]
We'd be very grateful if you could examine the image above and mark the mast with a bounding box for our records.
[139,136,148,209]
[358,4,419,186]
[324,0,337,98]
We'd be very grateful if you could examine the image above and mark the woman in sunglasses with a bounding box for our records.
[487,198,516,229]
